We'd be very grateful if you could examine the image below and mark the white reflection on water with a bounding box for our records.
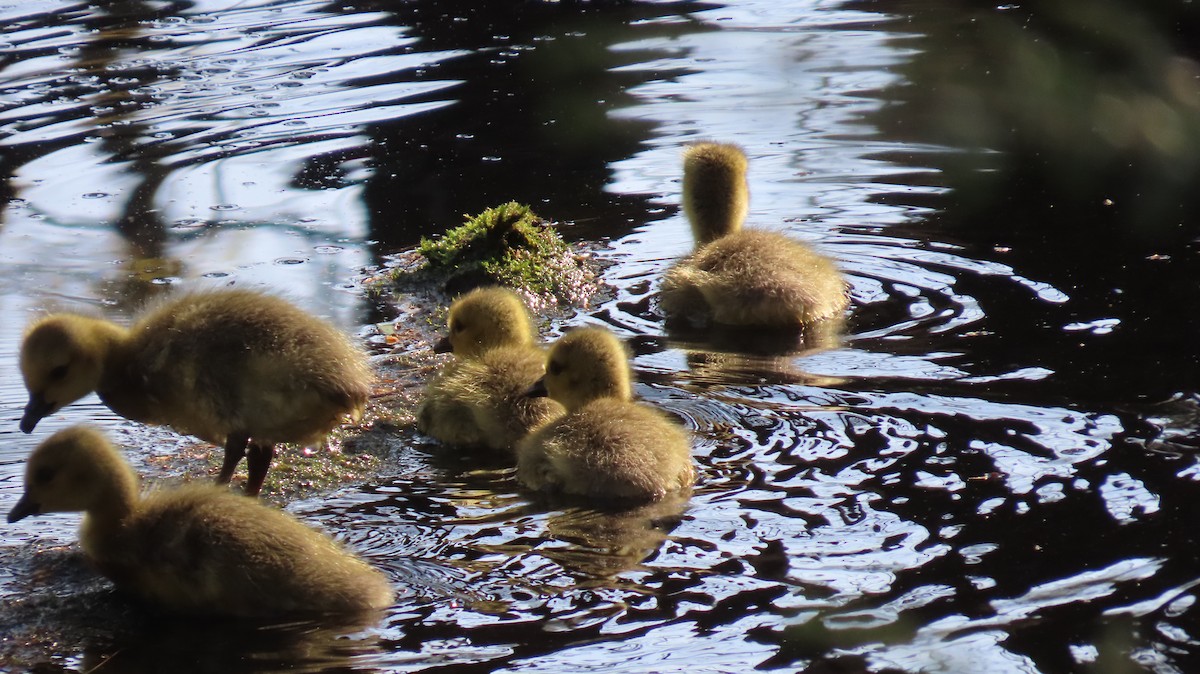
[0,0,463,496]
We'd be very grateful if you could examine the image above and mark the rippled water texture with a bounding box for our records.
[4,0,1200,672]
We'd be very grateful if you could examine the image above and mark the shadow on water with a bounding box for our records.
[356,1,718,248]
[852,0,1200,404]
[83,614,385,674]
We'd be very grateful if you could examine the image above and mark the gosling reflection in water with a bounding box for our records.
[637,320,845,390]
[668,311,844,356]
[538,493,692,578]
[75,612,383,674]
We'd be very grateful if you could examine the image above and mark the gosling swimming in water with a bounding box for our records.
[418,287,564,453]
[660,142,848,328]
[517,327,694,502]
[18,289,373,496]
[7,426,393,617]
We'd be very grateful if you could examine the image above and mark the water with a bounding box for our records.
[3,0,1200,672]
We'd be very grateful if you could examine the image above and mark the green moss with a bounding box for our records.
[388,202,600,309]
[419,201,568,267]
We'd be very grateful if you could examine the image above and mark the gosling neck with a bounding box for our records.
[686,206,746,247]
[90,317,130,358]
[89,319,135,388]
[681,152,750,246]
[80,462,139,547]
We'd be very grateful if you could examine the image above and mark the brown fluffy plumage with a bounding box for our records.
[7,426,393,617]
[19,290,373,495]
[660,142,848,327]
[516,327,694,502]
[418,287,563,452]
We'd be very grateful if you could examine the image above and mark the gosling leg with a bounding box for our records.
[217,433,249,485]
[244,442,276,497]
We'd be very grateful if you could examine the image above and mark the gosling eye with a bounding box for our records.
[33,466,56,485]
[48,364,68,381]
[547,360,563,376]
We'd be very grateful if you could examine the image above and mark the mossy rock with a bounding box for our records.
[383,202,602,311]
[418,201,565,268]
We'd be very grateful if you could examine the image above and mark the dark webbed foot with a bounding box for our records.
[217,434,249,485]
[244,442,276,497]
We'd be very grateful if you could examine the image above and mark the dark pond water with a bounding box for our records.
[3,0,1200,672]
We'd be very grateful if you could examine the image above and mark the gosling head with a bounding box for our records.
[681,142,750,246]
[530,327,633,412]
[19,315,116,434]
[8,426,136,523]
[437,287,537,359]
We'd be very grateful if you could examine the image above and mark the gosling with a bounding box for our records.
[516,327,694,502]
[7,426,393,617]
[18,289,373,496]
[418,287,563,453]
[660,142,848,327]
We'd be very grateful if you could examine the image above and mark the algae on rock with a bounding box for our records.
[387,202,601,311]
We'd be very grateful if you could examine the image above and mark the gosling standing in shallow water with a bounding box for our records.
[660,142,848,328]
[517,327,694,502]
[7,426,393,617]
[18,289,373,496]
[418,287,563,453]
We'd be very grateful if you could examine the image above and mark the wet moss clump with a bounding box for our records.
[384,202,600,310]
[419,201,566,267]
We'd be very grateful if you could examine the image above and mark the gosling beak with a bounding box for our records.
[433,336,453,354]
[7,493,40,523]
[525,377,549,398]
[19,393,53,434]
